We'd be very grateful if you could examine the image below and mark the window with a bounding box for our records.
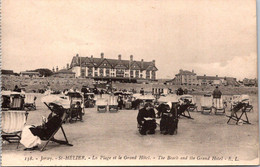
[88,68,93,77]
[135,70,139,78]
[99,68,104,77]
[94,72,98,77]
[146,70,150,79]
[116,69,124,77]
[106,69,110,77]
[130,70,134,78]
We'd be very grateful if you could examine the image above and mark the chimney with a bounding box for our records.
[130,55,133,61]
[118,54,121,60]
[152,60,155,64]
[52,67,55,72]
[141,59,144,69]
[101,52,104,59]
[67,63,69,69]
[76,54,79,57]
[204,74,206,77]
[56,66,59,72]
[216,75,218,78]
[192,69,194,73]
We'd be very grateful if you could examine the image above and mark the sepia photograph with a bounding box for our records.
[1,0,259,166]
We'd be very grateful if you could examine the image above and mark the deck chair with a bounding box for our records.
[177,96,194,119]
[96,98,108,113]
[2,111,29,148]
[212,97,225,115]
[24,94,36,110]
[108,96,118,112]
[10,94,25,110]
[227,95,251,125]
[201,94,213,115]
[40,102,73,151]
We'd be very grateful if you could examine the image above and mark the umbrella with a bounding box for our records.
[41,95,70,109]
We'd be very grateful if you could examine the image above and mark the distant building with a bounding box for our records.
[173,69,198,85]
[197,75,222,86]
[20,71,40,78]
[243,78,257,87]
[70,53,158,82]
[53,69,75,78]
[2,70,14,76]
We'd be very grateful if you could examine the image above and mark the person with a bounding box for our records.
[212,86,222,112]
[20,103,65,150]
[158,102,178,135]
[177,87,184,95]
[70,101,83,122]
[117,95,124,109]
[13,85,21,92]
[137,103,156,135]
[213,86,222,98]
[140,88,144,95]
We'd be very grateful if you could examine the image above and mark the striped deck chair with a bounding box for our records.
[108,95,118,112]
[212,97,225,115]
[24,94,36,110]
[96,98,108,113]
[201,94,213,115]
[2,111,28,148]
[10,94,24,110]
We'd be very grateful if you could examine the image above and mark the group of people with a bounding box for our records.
[137,102,179,135]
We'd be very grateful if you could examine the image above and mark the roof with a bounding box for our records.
[1,70,14,75]
[197,76,224,80]
[176,70,196,76]
[55,69,75,74]
[70,55,158,71]
[20,71,40,75]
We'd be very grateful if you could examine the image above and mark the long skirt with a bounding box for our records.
[20,125,41,148]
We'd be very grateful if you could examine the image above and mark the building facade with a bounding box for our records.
[20,71,40,78]
[70,53,158,82]
[173,69,198,85]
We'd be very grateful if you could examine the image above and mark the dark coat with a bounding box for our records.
[30,114,62,140]
[137,107,156,125]
[213,89,222,98]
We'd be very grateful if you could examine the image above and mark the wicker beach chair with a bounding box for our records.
[2,110,29,148]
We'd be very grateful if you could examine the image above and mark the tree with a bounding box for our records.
[29,68,53,77]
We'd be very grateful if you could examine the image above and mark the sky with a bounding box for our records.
[2,0,257,80]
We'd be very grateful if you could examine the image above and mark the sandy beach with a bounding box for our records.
[2,93,259,166]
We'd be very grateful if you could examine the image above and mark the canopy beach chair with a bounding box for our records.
[24,94,37,110]
[212,97,226,115]
[8,92,25,110]
[96,98,108,113]
[227,95,251,125]
[2,110,29,148]
[67,92,85,122]
[201,94,213,115]
[108,95,118,112]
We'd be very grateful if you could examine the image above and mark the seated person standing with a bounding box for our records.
[20,103,65,150]
[137,103,156,135]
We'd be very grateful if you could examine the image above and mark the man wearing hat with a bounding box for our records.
[137,103,156,135]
